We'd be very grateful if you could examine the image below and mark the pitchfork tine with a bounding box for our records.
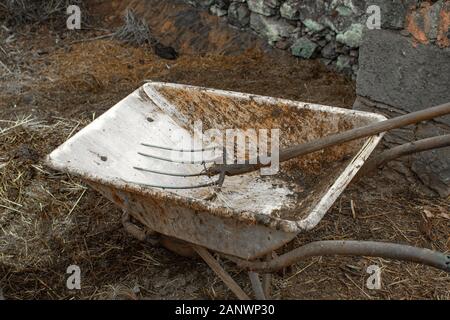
[130,174,224,190]
[132,143,226,189]
[141,143,217,152]
[138,143,220,164]
[133,166,207,177]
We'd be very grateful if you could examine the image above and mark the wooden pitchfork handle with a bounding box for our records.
[207,102,450,177]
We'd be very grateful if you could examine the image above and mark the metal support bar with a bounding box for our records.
[230,241,450,273]
[193,245,250,300]
[248,272,266,300]
[357,134,450,178]
[262,254,272,298]
[262,274,271,298]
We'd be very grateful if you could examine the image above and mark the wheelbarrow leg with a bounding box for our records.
[249,272,266,300]
[193,246,250,300]
[262,254,272,299]
[262,273,271,298]
[249,252,275,299]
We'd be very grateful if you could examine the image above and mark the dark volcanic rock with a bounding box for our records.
[228,2,251,28]
[154,43,179,60]
[357,29,450,124]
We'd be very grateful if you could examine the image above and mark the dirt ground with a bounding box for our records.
[0,1,449,300]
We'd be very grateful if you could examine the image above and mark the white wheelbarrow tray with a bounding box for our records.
[46,81,386,260]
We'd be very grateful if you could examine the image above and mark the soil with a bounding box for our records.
[0,0,448,300]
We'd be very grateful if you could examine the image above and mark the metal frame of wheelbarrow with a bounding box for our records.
[122,209,450,300]
[46,82,450,299]
[117,100,450,299]
[119,126,450,300]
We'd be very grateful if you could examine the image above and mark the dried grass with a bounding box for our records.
[279,180,450,300]
[113,9,155,47]
[0,116,89,270]
[0,0,85,26]
[0,24,448,300]
[1,68,220,300]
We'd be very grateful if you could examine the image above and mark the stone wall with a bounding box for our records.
[182,0,432,79]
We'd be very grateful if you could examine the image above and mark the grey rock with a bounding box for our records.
[300,0,326,20]
[291,37,318,58]
[317,39,327,47]
[407,0,444,41]
[291,26,302,34]
[357,29,450,126]
[336,23,364,48]
[368,0,418,30]
[335,42,350,55]
[411,122,450,197]
[320,3,364,33]
[321,40,338,59]
[335,4,353,17]
[281,0,326,21]
[329,0,364,16]
[290,28,302,41]
[311,33,323,42]
[400,29,410,37]
[319,27,332,37]
[302,19,325,33]
[320,16,339,33]
[210,4,228,16]
[215,0,231,9]
[349,49,358,57]
[264,0,280,8]
[280,0,301,20]
[428,1,443,41]
[319,57,332,66]
[250,13,294,45]
[336,54,353,75]
[228,2,250,28]
[247,0,278,16]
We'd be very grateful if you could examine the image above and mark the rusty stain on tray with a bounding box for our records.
[154,86,367,221]
[157,86,364,174]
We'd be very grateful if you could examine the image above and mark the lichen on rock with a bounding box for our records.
[291,37,318,58]
[336,23,364,47]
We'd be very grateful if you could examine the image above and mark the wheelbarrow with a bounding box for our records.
[46,82,450,299]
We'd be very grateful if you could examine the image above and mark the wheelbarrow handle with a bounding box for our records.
[229,240,450,273]
[356,133,450,178]
[209,102,450,176]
